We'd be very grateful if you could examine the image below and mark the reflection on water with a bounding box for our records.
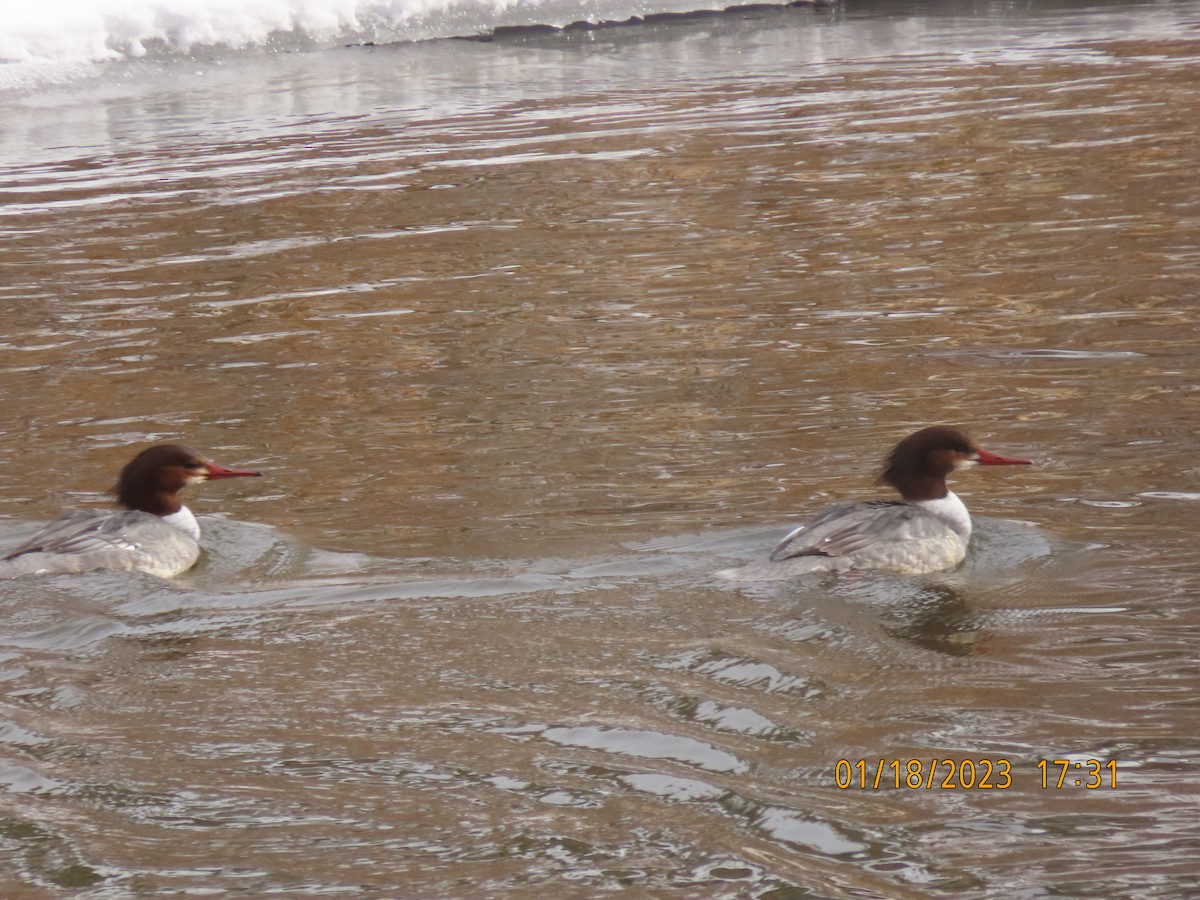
[2,1,1200,897]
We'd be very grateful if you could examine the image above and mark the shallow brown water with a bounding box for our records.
[2,2,1200,897]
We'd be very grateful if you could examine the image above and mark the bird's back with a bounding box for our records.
[718,499,970,580]
[0,509,201,578]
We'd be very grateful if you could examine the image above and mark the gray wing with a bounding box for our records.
[768,500,936,561]
[3,509,164,559]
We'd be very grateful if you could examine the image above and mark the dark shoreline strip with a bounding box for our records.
[302,0,829,45]
[343,1,829,49]
[472,1,828,42]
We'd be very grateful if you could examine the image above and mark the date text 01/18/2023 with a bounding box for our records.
[834,759,1119,790]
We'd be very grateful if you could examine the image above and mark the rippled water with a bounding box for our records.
[2,2,1200,896]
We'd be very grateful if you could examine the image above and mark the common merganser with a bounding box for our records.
[0,444,261,578]
[717,425,1032,580]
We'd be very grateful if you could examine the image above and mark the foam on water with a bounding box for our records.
[0,0,700,67]
[4,0,359,62]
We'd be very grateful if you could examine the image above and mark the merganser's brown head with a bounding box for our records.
[876,425,1031,502]
[112,444,262,516]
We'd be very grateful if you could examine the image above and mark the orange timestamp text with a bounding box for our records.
[835,758,1119,790]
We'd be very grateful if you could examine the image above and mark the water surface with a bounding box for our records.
[1,2,1199,896]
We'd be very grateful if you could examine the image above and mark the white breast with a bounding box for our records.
[162,506,201,541]
[914,491,972,538]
